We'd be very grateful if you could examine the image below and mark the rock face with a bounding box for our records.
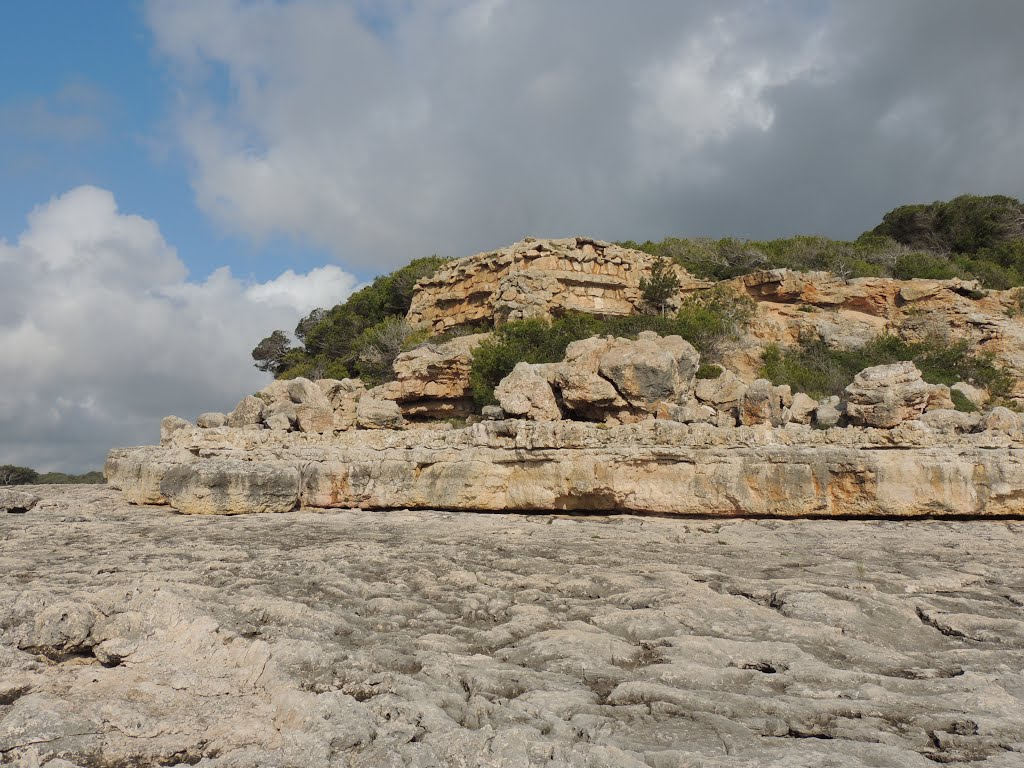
[4,484,1024,767]
[375,333,489,419]
[845,362,931,428]
[107,420,1024,517]
[407,237,702,334]
[597,332,699,408]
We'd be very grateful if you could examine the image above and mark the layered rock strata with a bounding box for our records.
[406,237,701,333]
[107,420,1024,517]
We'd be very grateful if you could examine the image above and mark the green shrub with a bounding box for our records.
[760,335,1012,401]
[891,251,961,280]
[696,364,723,379]
[950,389,979,413]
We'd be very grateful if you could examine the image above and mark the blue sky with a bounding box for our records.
[0,1,337,284]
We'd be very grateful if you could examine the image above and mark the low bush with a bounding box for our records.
[950,389,979,413]
[760,335,1013,401]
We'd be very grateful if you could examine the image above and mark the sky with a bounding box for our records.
[1,0,1023,471]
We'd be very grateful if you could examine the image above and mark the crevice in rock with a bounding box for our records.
[915,607,969,639]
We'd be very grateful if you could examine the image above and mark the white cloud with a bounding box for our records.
[146,0,1024,261]
[0,186,357,471]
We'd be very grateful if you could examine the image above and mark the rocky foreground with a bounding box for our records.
[2,486,1023,767]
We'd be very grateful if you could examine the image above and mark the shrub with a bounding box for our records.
[0,465,39,485]
[760,335,1013,401]
[950,389,979,413]
[696,364,723,379]
[891,251,961,280]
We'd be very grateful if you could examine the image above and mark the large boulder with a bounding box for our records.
[787,392,817,426]
[740,379,786,427]
[356,397,406,430]
[226,395,265,428]
[495,362,562,422]
[196,412,227,429]
[982,406,1020,434]
[391,333,489,401]
[0,489,40,514]
[844,362,931,428]
[160,415,191,444]
[596,332,700,408]
[694,370,748,411]
[287,378,334,434]
[919,409,981,434]
[318,379,366,431]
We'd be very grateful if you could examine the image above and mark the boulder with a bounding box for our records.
[196,412,227,429]
[318,379,366,431]
[788,392,817,425]
[925,384,955,412]
[263,401,297,431]
[390,333,489,401]
[495,362,562,422]
[481,405,505,420]
[740,379,785,427]
[982,406,1020,434]
[160,415,191,444]
[814,402,842,429]
[356,397,405,430]
[597,333,700,408]
[226,395,265,428]
[694,370,748,410]
[286,378,335,434]
[919,409,981,434]
[661,401,716,424]
[0,489,40,514]
[160,460,300,515]
[844,362,930,428]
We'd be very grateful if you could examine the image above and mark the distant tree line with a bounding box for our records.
[0,465,104,486]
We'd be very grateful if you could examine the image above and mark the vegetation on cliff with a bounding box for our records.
[0,465,104,485]
[759,336,1012,402]
[252,256,449,381]
[623,195,1024,288]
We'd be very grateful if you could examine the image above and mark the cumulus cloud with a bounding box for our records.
[146,0,1024,268]
[0,186,358,471]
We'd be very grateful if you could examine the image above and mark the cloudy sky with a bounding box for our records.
[2,0,1023,471]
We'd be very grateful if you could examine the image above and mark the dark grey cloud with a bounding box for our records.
[144,0,1024,263]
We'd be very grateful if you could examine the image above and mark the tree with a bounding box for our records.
[639,256,681,315]
[251,330,293,374]
[0,465,39,485]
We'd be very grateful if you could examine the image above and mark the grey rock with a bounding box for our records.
[481,405,505,420]
[356,397,405,430]
[160,459,300,514]
[0,489,40,513]
[919,409,981,434]
[2,484,1024,767]
[226,395,265,428]
[845,362,930,428]
[263,401,297,431]
[814,402,842,429]
[597,333,699,407]
[695,370,748,410]
[982,405,1020,434]
[495,362,561,421]
[788,392,817,425]
[740,379,785,426]
[196,412,227,429]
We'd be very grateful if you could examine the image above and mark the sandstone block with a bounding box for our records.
[740,379,785,426]
[356,397,405,430]
[695,371,748,409]
[495,362,562,421]
[919,409,981,434]
[597,334,699,408]
[160,415,191,444]
[788,392,817,425]
[982,406,1020,434]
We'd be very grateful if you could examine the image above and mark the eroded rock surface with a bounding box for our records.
[2,485,1023,767]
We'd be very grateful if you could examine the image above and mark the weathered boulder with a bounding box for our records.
[597,332,700,408]
[694,370,748,411]
[787,392,817,425]
[925,384,955,412]
[263,401,297,431]
[0,489,40,513]
[22,601,97,659]
[982,406,1020,434]
[160,415,191,444]
[226,395,265,428]
[160,460,300,515]
[356,397,405,430]
[481,405,505,420]
[318,378,365,431]
[391,334,488,401]
[495,362,562,421]
[740,379,785,427]
[196,412,227,429]
[814,401,842,429]
[105,446,196,505]
[287,378,334,434]
[844,362,930,428]
[661,401,716,424]
[919,409,981,434]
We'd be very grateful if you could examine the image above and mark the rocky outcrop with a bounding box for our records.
[106,419,1024,517]
[844,362,931,428]
[407,237,703,333]
[495,363,561,422]
[373,333,488,419]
